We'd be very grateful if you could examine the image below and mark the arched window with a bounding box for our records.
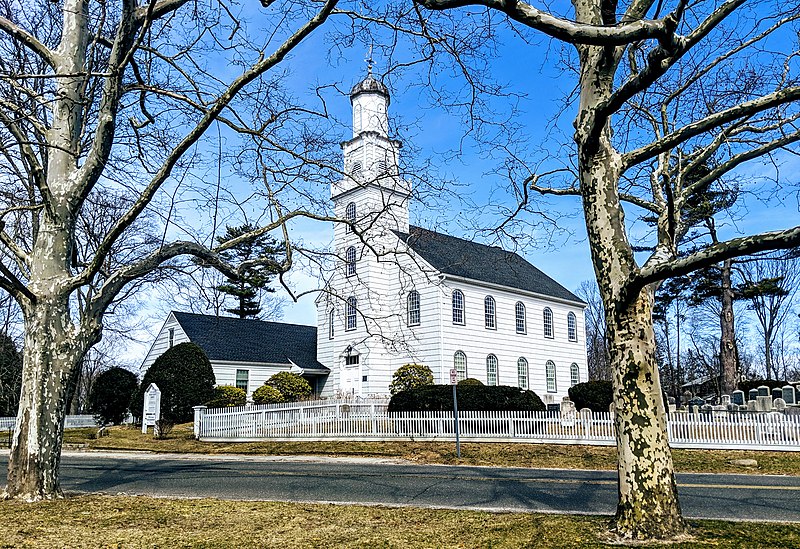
[486,354,498,386]
[345,202,356,233]
[452,290,465,325]
[515,302,526,334]
[454,351,467,381]
[328,309,335,339]
[354,105,362,131]
[484,296,496,330]
[407,290,420,326]
[546,360,557,393]
[570,363,580,386]
[543,307,554,338]
[345,246,356,277]
[346,296,357,331]
[568,312,577,342]
[517,357,529,390]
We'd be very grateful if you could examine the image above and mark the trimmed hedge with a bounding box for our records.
[388,384,545,412]
[457,378,483,386]
[568,380,613,413]
[266,372,312,402]
[135,343,216,424]
[252,385,285,405]
[737,379,789,394]
[88,367,139,425]
[390,363,434,395]
[206,385,246,408]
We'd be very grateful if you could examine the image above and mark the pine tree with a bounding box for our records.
[214,224,284,319]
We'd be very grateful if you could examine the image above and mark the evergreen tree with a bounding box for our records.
[0,334,22,417]
[214,224,284,319]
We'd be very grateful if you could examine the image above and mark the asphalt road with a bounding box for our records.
[2,452,800,522]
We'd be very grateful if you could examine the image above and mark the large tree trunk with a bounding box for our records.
[609,290,686,539]
[4,300,82,501]
[719,259,738,394]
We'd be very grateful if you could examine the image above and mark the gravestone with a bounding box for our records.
[786,407,800,417]
[747,400,757,412]
[732,390,745,406]
[774,398,787,412]
[772,387,783,402]
[756,395,772,412]
[749,389,759,401]
[758,385,770,397]
[141,383,161,434]
[721,394,731,406]
[783,386,796,405]
[683,391,693,406]
[579,408,593,420]
[560,399,576,417]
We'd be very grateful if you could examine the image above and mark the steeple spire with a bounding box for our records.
[366,43,374,76]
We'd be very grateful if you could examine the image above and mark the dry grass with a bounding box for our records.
[0,495,799,548]
[57,424,800,476]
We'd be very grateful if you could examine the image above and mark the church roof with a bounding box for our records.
[350,75,390,104]
[172,312,329,372]
[394,226,584,304]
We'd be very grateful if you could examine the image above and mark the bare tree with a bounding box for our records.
[576,280,609,380]
[0,0,342,500]
[739,252,800,379]
[401,0,800,539]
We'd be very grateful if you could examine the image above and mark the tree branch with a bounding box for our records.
[415,0,674,45]
[0,16,56,68]
[632,226,800,301]
[622,86,800,168]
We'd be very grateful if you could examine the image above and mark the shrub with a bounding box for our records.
[389,363,434,396]
[266,372,312,402]
[252,384,285,405]
[388,385,545,412]
[134,343,216,424]
[457,378,483,386]
[568,380,613,413]
[206,385,246,408]
[88,367,139,425]
[154,419,175,439]
[737,379,789,395]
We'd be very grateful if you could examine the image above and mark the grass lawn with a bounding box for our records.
[49,424,800,475]
[0,495,799,548]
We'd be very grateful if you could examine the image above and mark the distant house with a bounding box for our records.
[140,311,330,398]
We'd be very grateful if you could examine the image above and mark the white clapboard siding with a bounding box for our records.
[196,403,800,451]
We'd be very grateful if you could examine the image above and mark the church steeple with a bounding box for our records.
[331,66,410,234]
[349,71,390,137]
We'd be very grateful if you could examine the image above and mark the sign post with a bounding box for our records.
[141,383,161,434]
[450,368,461,458]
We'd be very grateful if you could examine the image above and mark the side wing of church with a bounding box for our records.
[316,71,587,403]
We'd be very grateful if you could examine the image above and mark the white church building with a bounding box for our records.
[142,71,587,404]
[314,71,587,404]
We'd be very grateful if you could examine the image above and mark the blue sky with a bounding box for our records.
[128,4,800,364]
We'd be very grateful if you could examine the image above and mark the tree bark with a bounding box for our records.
[3,300,82,500]
[608,290,686,539]
[719,259,738,394]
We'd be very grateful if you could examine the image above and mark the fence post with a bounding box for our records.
[193,406,206,439]
[371,403,376,434]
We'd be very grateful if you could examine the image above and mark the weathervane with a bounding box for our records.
[366,43,374,76]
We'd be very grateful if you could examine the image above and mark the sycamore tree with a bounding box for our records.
[0,0,345,501]
[381,0,800,540]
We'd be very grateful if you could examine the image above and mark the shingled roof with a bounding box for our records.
[172,312,328,372]
[394,226,584,304]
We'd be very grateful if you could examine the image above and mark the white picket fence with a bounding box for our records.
[0,414,97,431]
[195,401,800,450]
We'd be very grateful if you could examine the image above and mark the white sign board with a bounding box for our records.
[141,383,162,434]
[450,368,458,385]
